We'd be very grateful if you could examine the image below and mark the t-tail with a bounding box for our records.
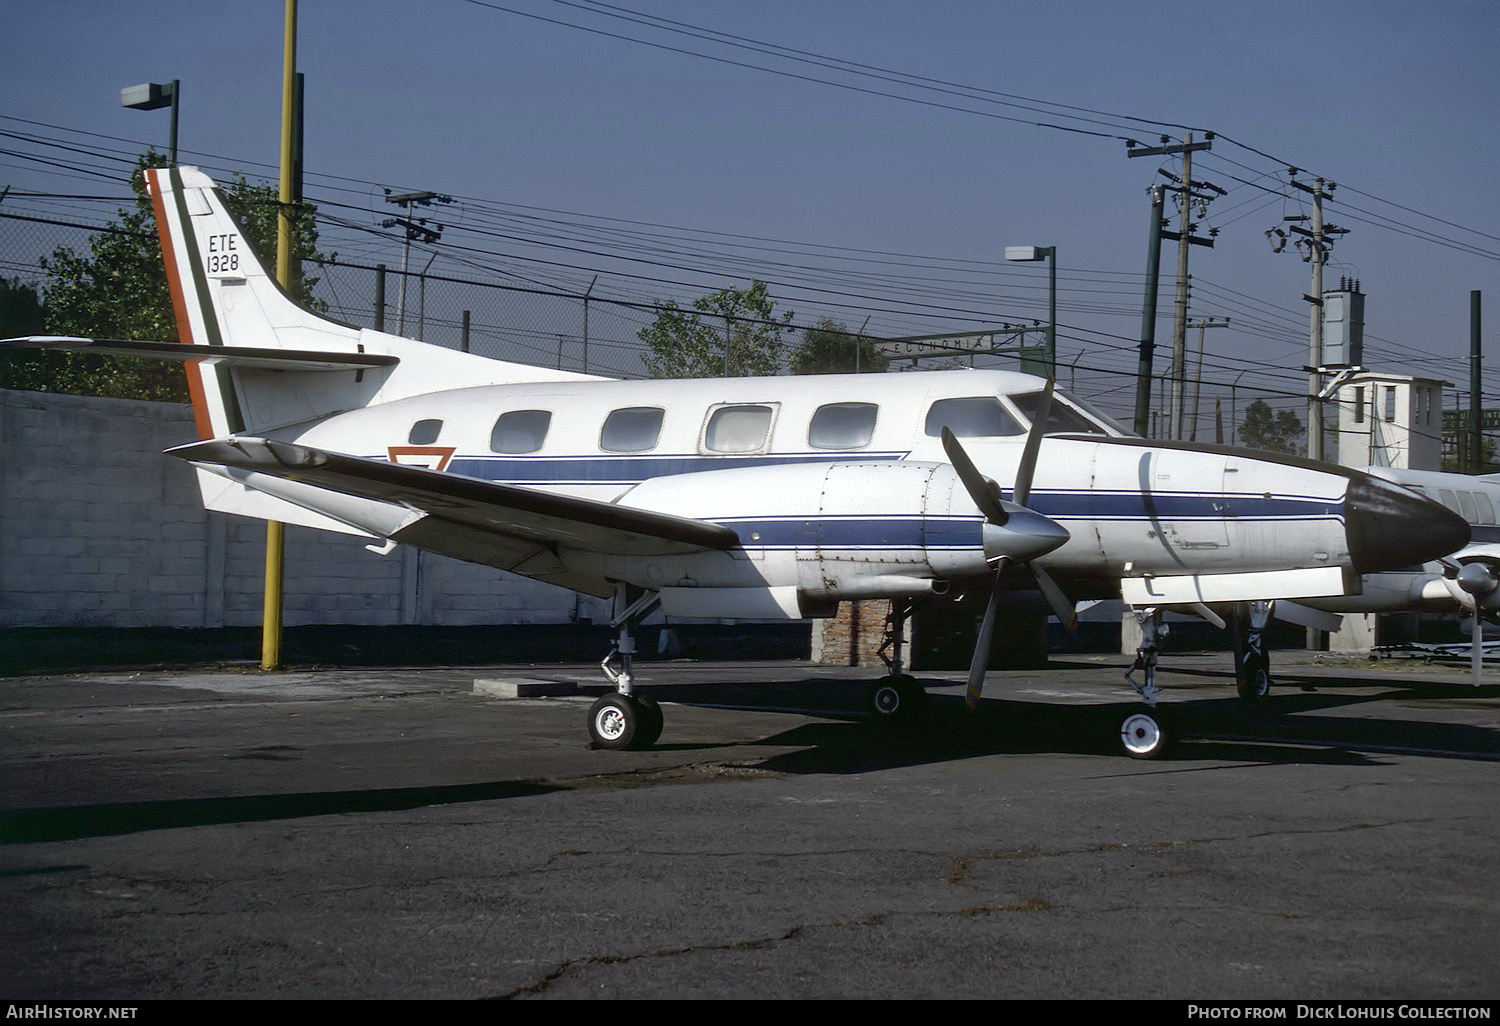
[143,166,600,441]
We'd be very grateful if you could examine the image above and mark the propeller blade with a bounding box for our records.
[1012,377,1055,508]
[967,562,1007,709]
[1032,564,1077,632]
[1473,612,1483,687]
[1454,561,1500,687]
[945,383,1073,707]
[941,426,1007,524]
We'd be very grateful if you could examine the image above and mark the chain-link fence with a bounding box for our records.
[6,206,1445,460]
[315,257,664,379]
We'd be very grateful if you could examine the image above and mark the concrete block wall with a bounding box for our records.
[1,389,608,629]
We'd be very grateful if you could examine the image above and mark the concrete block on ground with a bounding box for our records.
[473,676,584,699]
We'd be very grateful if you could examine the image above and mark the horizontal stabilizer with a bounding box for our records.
[3,336,398,372]
[168,436,739,557]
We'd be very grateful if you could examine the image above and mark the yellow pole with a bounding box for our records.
[262,0,297,671]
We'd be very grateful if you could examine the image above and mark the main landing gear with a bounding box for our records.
[867,600,927,722]
[590,586,664,750]
[1230,600,1274,700]
[1122,607,1174,759]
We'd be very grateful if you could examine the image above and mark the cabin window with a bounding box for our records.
[1439,489,1460,515]
[408,419,443,445]
[1353,387,1365,424]
[923,397,1024,439]
[704,404,775,453]
[1477,493,1496,525]
[490,410,551,454]
[1008,391,1103,435]
[1458,491,1479,524]
[601,406,664,453]
[809,402,878,449]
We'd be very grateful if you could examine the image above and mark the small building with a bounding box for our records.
[1334,371,1445,472]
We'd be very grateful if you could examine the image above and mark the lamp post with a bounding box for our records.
[120,80,179,164]
[1004,245,1056,376]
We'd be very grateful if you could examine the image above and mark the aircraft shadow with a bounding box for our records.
[0,779,565,846]
[5,672,1491,846]
[638,673,1500,776]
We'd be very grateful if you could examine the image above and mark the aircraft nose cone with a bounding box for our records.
[982,505,1071,563]
[1345,474,1469,573]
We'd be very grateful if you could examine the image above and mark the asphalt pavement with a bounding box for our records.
[1,652,1496,1000]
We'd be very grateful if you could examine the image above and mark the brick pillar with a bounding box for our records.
[815,599,892,669]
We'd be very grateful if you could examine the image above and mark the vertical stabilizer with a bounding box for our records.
[146,166,601,440]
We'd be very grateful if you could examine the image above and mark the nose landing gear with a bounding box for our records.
[1122,606,1174,759]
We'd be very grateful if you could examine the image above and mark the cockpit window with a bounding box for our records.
[923,397,1024,439]
[601,407,664,453]
[809,402,877,449]
[490,410,551,454]
[1008,391,1108,435]
[1458,491,1479,524]
[1477,493,1495,524]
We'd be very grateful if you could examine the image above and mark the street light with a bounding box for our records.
[121,79,179,164]
[1004,245,1056,376]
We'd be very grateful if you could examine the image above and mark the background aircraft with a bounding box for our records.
[1305,466,1500,683]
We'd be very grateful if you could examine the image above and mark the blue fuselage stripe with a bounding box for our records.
[428,454,1345,540]
[447,452,900,484]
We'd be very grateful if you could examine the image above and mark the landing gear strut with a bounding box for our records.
[869,600,926,721]
[1121,607,1173,759]
[1231,600,1274,700]
[592,585,664,750]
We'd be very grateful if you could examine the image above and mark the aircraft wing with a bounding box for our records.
[169,437,739,584]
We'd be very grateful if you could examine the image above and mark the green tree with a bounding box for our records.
[0,278,53,393]
[638,280,793,378]
[1238,399,1304,455]
[789,317,888,375]
[0,277,46,336]
[3,151,329,402]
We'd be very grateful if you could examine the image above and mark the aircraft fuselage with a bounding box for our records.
[239,368,1459,616]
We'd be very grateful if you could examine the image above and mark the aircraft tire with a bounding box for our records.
[588,694,640,751]
[1236,653,1272,701]
[634,692,664,748]
[1120,707,1173,760]
[867,675,926,721]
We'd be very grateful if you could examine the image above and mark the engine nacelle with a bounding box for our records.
[580,460,1057,617]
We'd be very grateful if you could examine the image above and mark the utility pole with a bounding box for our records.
[382,190,451,335]
[582,275,598,374]
[1472,290,1483,472]
[263,0,298,672]
[1272,177,1356,462]
[1134,184,1166,436]
[1127,133,1221,439]
[1304,178,1328,461]
[1272,175,1349,462]
[1187,317,1230,441]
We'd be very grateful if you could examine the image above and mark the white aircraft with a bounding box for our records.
[3,167,1472,758]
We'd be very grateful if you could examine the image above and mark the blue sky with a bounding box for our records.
[4,0,1498,429]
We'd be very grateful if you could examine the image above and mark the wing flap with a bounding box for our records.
[168,436,739,557]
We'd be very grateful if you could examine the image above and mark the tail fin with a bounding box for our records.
[146,166,598,440]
